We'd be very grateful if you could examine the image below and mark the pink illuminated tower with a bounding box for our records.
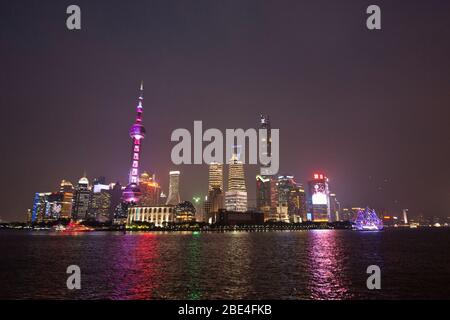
[122,82,146,203]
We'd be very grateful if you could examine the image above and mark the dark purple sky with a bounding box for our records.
[1,0,449,221]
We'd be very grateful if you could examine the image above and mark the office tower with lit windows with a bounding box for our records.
[307,173,331,222]
[139,171,161,206]
[59,180,74,220]
[276,175,308,223]
[109,182,122,220]
[166,171,181,205]
[31,192,51,223]
[122,82,146,204]
[174,201,196,222]
[256,175,277,220]
[208,162,223,192]
[72,176,91,220]
[89,188,111,222]
[259,114,272,175]
[329,193,341,222]
[204,186,224,218]
[225,149,247,212]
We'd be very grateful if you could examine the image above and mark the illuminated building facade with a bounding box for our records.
[31,192,51,223]
[329,193,341,222]
[89,189,111,222]
[31,191,65,223]
[275,175,308,223]
[122,82,146,204]
[174,201,196,222]
[127,205,175,227]
[166,171,181,205]
[59,180,74,220]
[72,176,91,220]
[256,175,277,221]
[256,115,278,220]
[208,162,223,192]
[208,187,224,213]
[139,171,161,206]
[308,173,331,222]
[225,149,247,212]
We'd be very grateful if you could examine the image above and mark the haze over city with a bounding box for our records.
[1,0,449,221]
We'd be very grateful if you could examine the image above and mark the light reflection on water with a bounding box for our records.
[0,229,449,299]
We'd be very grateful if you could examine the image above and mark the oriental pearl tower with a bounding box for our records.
[122,82,146,203]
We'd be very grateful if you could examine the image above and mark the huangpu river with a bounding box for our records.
[1,229,450,299]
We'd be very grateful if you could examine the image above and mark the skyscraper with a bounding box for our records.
[256,175,277,220]
[89,189,111,222]
[31,192,51,223]
[208,162,223,192]
[109,182,123,221]
[256,114,277,220]
[225,148,247,212]
[122,82,146,204]
[277,175,307,223]
[166,171,181,205]
[308,173,331,222]
[139,171,161,206]
[59,180,74,220]
[329,193,341,222]
[72,175,91,221]
[259,114,271,175]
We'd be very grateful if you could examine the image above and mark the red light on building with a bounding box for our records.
[314,174,319,179]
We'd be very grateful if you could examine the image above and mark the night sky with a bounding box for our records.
[1,0,449,221]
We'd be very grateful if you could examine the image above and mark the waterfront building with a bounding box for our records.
[127,205,175,227]
[89,189,111,222]
[31,192,51,223]
[174,201,196,222]
[46,192,64,220]
[26,209,32,224]
[210,209,264,226]
[403,209,409,224]
[209,187,224,213]
[166,171,181,205]
[225,149,247,212]
[256,175,277,221]
[122,82,146,204]
[139,171,161,206]
[307,173,331,222]
[329,193,341,222]
[159,191,167,204]
[256,115,278,220]
[109,182,123,220]
[59,180,74,220]
[72,176,91,220]
[31,191,65,223]
[259,114,272,176]
[208,162,223,192]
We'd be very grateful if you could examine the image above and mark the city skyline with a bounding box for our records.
[1,1,450,221]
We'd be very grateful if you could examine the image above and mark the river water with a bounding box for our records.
[0,229,449,299]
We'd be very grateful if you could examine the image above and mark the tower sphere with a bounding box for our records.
[129,123,146,140]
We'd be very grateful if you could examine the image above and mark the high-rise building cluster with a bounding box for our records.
[28,83,346,226]
[30,83,178,225]
[200,115,343,224]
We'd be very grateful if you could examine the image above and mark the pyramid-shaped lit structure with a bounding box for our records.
[353,207,383,231]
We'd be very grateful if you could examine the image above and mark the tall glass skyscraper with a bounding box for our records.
[225,148,247,212]
[256,114,277,220]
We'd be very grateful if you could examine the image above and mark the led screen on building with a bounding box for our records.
[311,182,328,205]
